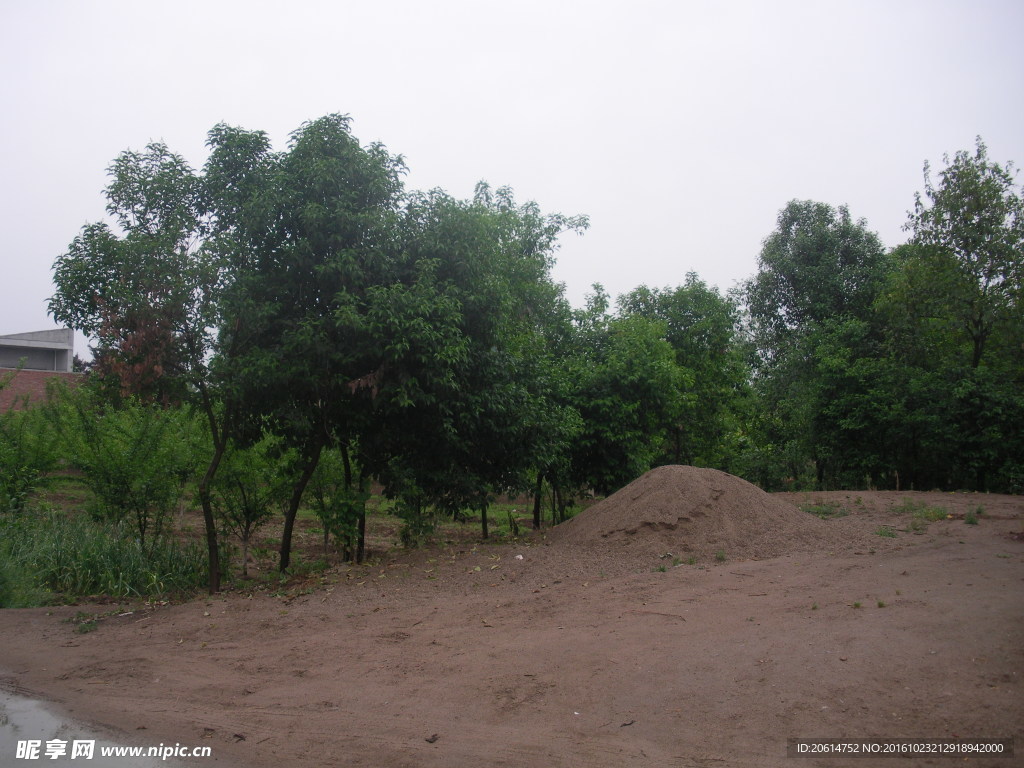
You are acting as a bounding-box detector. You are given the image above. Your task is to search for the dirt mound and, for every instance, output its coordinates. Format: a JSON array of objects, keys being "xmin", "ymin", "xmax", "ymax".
[{"xmin": 548, "ymin": 465, "xmax": 834, "ymax": 561}]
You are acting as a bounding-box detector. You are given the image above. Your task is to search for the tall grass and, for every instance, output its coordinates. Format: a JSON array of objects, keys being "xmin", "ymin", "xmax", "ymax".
[{"xmin": 0, "ymin": 509, "xmax": 206, "ymax": 606}]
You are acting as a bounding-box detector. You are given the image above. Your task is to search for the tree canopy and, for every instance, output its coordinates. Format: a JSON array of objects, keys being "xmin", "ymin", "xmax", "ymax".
[{"xmin": 47, "ymin": 125, "xmax": 1023, "ymax": 596}]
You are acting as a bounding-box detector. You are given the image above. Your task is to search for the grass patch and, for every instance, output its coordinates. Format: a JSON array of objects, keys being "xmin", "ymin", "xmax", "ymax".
[
  {"xmin": 0, "ymin": 508, "xmax": 206, "ymax": 606},
  {"xmin": 800, "ymin": 500, "xmax": 848, "ymax": 519},
  {"xmin": 715, "ymin": 550, "xmax": 727, "ymax": 562},
  {"xmin": 893, "ymin": 498, "xmax": 948, "ymax": 520},
  {"xmin": 874, "ymin": 526, "xmax": 897, "ymax": 538}
]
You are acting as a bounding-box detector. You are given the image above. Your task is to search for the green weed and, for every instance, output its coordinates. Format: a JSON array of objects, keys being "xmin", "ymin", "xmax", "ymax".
[
  {"xmin": 800, "ymin": 500, "xmax": 848, "ymax": 519},
  {"xmin": 893, "ymin": 499, "xmax": 948, "ymax": 521},
  {"xmin": 0, "ymin": 510, "xmax": 206, "ymax": 605}
]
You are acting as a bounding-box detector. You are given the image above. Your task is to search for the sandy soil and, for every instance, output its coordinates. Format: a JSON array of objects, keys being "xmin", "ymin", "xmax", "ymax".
[{"xmin": 1, "ymin": 478, "xmax": 1022, "ymax": 768}]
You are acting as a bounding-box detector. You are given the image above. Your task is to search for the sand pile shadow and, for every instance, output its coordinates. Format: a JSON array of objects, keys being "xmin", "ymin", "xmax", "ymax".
[{"xmin": 547, "ymin": 465, "xmax": 834, "ymax": 561}]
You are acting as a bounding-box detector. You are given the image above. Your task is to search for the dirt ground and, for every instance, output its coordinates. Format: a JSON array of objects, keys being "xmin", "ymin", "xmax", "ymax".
[{"xmin": 1, "ymin": 481, "xmax": 1022, "ymax": 768}]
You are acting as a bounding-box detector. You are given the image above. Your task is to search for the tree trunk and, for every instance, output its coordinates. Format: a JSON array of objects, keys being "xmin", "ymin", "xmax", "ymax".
[
  {"xmin": 481, "ymin": 504, "xmax": 489, "ymax": 539},
  {"xmin": 279, "ymin": 439, "xmax": 325, "ymax": 572},
  {"xmin": 195, "ymin": 391, "xmax": 226, "ymax": 593},
  {"xmin": 532, "ymin": 471, "xmax": 544, "ymax": 529},
  {"xmin": 356, "ymin": 472, "xmax": 367, "ymax": 563},
  {"xmin": 356, "ymin": 508, "xmax": 366, "ymax": 563},
  {"xmin": 341, "ymin": 443, "xmax": 352, "ymax": 491}
]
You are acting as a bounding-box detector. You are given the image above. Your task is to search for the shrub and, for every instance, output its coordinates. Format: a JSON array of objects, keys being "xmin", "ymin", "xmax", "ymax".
[
  {"xmin": 0, "ymin": 407, "xmax": 60, "ymax": 514},
  {"xmin": 57, "ymin": 389, "xmax": 201, "ymax": 545},
  {"xmin": 211, "ymin": 435, "xmax": 289, "ymax": 576},
  {"xmin": 306, "ymin": 446, "xmax": 368, "ymax": 562}
]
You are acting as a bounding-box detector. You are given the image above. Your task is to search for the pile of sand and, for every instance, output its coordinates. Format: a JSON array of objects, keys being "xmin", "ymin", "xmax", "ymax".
[{"xmin": 547, "ymin": 465, "xmax": 835, "ymax": 561}]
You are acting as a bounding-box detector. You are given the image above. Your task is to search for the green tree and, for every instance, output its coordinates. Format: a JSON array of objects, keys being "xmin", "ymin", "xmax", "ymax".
[
  {"xmin": 905, "ymin": 137, "xmax": 1023, "ymax": 369},
  {"xmin": 871, "ymin": 139, "xmax": 1024, "ymax": 490},
  {"xmin": 562, "ymin": 288, "xmax": 688, "ymax": 496},
  {"xmin": 52, "ymin": 140, "xmax": 227, "ymax": 589},
  {"xmin": 50, "ymin": 143, "xmax": 211, "ymax": 405},
  {"xmin": 307, "ymin": 445, "xmax": 370, "ymax": 562},
  {"xmin": 743, "ymin": 200, "xmax": 891, "ymax": 489},
  {"xmin": 619, "ymin": 274, "xmax": 749, "ymax": 469},
  {"xmin": 219, "ymin": 114, "xmax": 407, "ymax": 571},
  {"xmin": 210, "ymin": 435, "xmax": 286, "ymax": 578},
  {"xmin": 369, "ymin": 184, "xmax": 586, "ymax": 539}
]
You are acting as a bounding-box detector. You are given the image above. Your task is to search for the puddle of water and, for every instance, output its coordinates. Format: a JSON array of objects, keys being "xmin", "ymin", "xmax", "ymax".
[{"xmin": 0, "ymin": 690, "xmax": 189, "ymax": 767}]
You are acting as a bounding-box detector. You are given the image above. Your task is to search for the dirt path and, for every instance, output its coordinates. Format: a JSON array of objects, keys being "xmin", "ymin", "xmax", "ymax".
[{"xmin": 2, "ymin": 490, "xmax": 1022, "ymax": 767}]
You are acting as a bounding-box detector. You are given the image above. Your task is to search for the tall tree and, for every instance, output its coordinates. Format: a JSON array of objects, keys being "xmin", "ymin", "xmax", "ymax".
[
  {"xmin": 743, "ymin": 200, "xmax": 890, "ymax": 488},
  {"xmin": 50, "ymin": 144, "xmax": 211, "ymax": 405},
  {"xmin": 619, "ymin": 274, "xmax": 750, "ymax": 469},
  {"xmin": 872, "ymin": 139, "xmax": 1024, "ymax": 491},
  {"xmin": 50, "ymin": 142, "xmax": 227, "ymax": 589},
  {"xmin": 220, "ymin": 114, "xmax": 407, "ymax": 571},
  {"xmin": 562, "ymin": 288, "xmax": 688, "ymax": 496},
  {"xmin": 369, "ymin": 184, "xmax": 586, "ymax": 538},
  {"xmin": 905, "ymin": 137, "xmax": 1023, "ymax": 369}
]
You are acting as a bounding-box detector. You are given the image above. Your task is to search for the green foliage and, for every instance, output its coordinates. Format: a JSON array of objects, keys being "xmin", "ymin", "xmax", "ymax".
[
  {"xmin": 57, "ymin": 387, "xmax": 201, "ymax": 544},
  {"xmin": 799, "ymin": 500, "xmax": 848, "ymax": 519},
  {"xmin": 0, "ymin": 509, "xmax": 206, "ymax": 603},
  {"xmin": 619, "ymin": 274, "xmax": 751, "ymax": 469},
  {"xmin": 50, "ymin": 143, "xmax": 212, "ymax": 405},
  {"xmin": 307, "ymin": 446, "xmax": 369, "ymax": 560},
  {"xmin": 210, "ymin": 434, "xmax": 288, "ymax": 577},
  {"xmin": 0, "ymin": 405, "xmax": 60, "ymax": 514},
  {"xmin": 869, "ymin": 139, "xmax": 1024, "ymax": 491},
  {"xmin": 742, "ymin": 201, "xmax": 892, "ymax": 490},
  {"xmin": 892, "ymin": 499, "xmax": 948, "ymax": 520},
  {"xmin": 746, "ymin": 200, "xmax": 890, "ymax": 351},
  {"xmin": 907, "ymin": 137, "xmax": 1023, "ymax": 369},
  {"xmin": 741, "ymin": 140, "xmax": 1023, "ymax": 493},
  {"xmin": 395, "ymin": 496, "xmax": 437, "ymax": 549},
  {"xmin": 565, "ymin": 299, "xmax": 689, "ymax": 495}
]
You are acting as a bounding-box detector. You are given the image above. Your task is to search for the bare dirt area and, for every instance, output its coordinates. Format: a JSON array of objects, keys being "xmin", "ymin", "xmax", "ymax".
[{"xmin": 2, "ymin": 467, "xmax": 1023, "ymax": 767}]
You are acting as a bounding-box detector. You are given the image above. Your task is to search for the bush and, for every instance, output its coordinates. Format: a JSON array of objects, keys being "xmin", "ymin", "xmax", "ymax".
[
  {"xmin": 56, "ymin": 388, "xmax": 202, "ymax": 544},
  {"xmin": 307, "ymin": 447, "xmax": 368, "ymax": 561},
  {"xmin": 0, "ymin": 407, "xmax": 60, "ymax": 514},
  {"xmin": 211, "ymin": 435, "xmax": 286, "ymax": 577}
]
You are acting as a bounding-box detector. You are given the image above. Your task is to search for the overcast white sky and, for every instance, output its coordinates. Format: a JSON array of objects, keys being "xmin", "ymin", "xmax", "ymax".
[{"xmin": 2, "ymin": 0, "xmax": 1022, "ymax": 351}]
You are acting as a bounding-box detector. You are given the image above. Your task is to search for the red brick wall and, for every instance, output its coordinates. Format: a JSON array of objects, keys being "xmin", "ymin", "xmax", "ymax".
[{"xmin": 0, "ymin": 369, "xmax": 82, "ymax": 411}]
